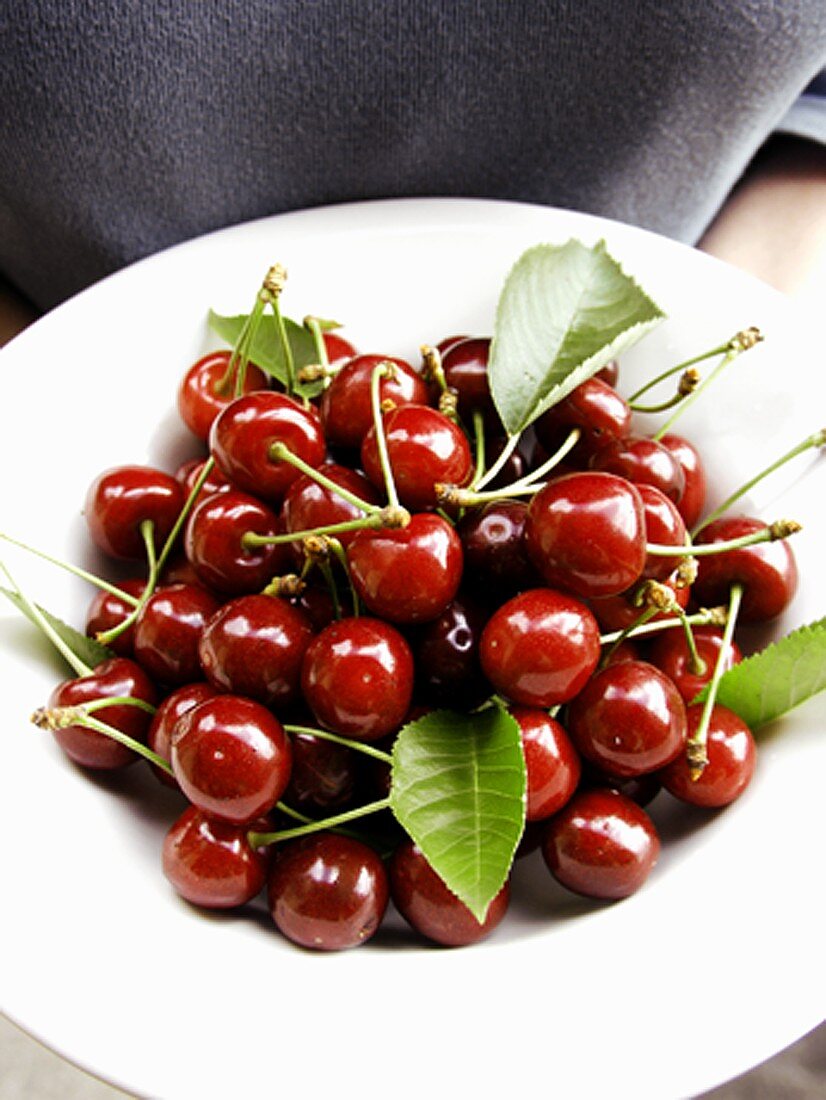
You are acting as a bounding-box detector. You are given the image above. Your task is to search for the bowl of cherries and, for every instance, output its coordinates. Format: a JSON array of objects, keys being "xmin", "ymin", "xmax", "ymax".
[{"xmin": 1, "ymin": 200, "xmax": 824, "ymax": 1100}]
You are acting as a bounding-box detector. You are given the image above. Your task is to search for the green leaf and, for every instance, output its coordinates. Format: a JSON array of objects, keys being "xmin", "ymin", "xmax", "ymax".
[
  {"xmin": 488, "ymin": 239, "xmax": 666, "ymax": 436},
  {"xmin": 389, "ymin": 706, "xmax": 526, "ymax": 922},
  {"xmin": 207, "ymin": 310, "xmax": 324, "ymax": 399},
  {"xmin": 693, "ymin": 618, "xmax": 826, "ymax": 729},
  {"xmin": 0, "ymin": 586, "xmax": 115, "ymax": 670}
]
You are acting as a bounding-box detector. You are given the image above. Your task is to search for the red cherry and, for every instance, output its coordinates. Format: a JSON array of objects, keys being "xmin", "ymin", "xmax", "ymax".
[
  {"xmin": 524, "ymin": 471, "xmax": 647, "ymax": 599},
  {"xmin": 638, "ymin": 483, "xmax": 688, "ymax": 581},
  {"xmin": 479, "ymin": 588, "xmax": 601, "ymax": 707},
  {"xmin": 282, "ymin": 463, "xmax": 380, "ymax": 549},
  {"xmin": 133, "ymin": 583, "xmax": 221, "ymax": 686},
  {"xmin": 389, "ymin": 840, "xmax": 509, "ymax": 947},
  {"xmin": 659, "ymin": 704, "xmax": 756, "ymax": 807},
  {"xmin": 162, "ymin": 805, "xmax": 269, "ymax": 908},
  {"xmin": 320, "ymin": 354, "xmax": 429, "ymax": 450},
  {"xmin": 267, "ymin": 833, "xmax": 389, "ymax": 950},
  {"xmin": 441, "ymin": 336, "xmax": 498, "ymax": 425},
  {"xmin": 184, "ymin": 489, "xmax": 289, "ymax": 595},
  {"xmin": 177, "ymin": 349, "xmax": 269, "ymax": 442},
  {"xmin": 147, "ymin": 681, "xmax": 220, "ymax": 787},
  {"xmin": 649, "ymin": 625, "xmax": 743, "ymax": 703},
  {"xmin": 659, "ymin": 433, "xmax": 707, "ymax": 529},
  {"xmin": 282, "ymin": 730, "xmax": 359, "ymax": 814},
  {"xmin": 588, "ymin": 569, "xmax": 690, "ymax": 632},
  {"xmin": 85, "ymin": 577, "xmax": 146, "ymax": 657},
  {"xmin": 301, "ymin": 617, "xmax": 414, "ymax": 741},
  {"xmin": 457, "ymin": 499, "xmax": 540, "ymax": 598},
  {"xmin": 511, "ymin": 708, "xmax": 581, "ymax": 821},
  {"xmin": 347, "ymin": 513, "xmax": 463, "ymax": 624},
  {"xmin": 175, "ymin": 457, "xmax": 231, "ymax": 500},
  {"xmin": 170, "ymin": 694, "xmax": 292, "ymax": 824},
  {"xmin": 590, "ymin": 434, "xmax": 685, "ymax": 503},
  {"xmin": 541, "ymin": 788, "xmax": 660, "ymax": 899},
  {"xmin": 409, "ymin": 595, "xmax": 490, "ymax": 710},
  {"xmin": 534, "ymin": 376, "xmax": 631, "ymax": 462},
  {"xmin": 85, "ymin": 465, "xmax": 185, "ymax": 560},
  {"xmin": 323, "ymin": 331, "xmax": 357, "ymax": 368}
]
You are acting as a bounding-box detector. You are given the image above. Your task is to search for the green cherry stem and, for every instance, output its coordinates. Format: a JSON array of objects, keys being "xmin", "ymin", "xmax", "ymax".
[
  {"xmin": 267, "ymin": 442, "xmax": 383, "ymax": 515},
  {"xmin": 420, "ymin": 344, "xmax": 448, "ymax": 394},
  {"xmin": 285, "ymin": 724, "xmax": 393, "ymax": 764},
  {"xmin": 96, "ymin": 519, "xmax": 158, "ymax": 646},
  {"xmin": 0, "ymin": 532, "xmax": 141, "ymax": 606},
  {"xmin": 629, "ymin": 368, "xmax": 700, "ymax": 414},
  {"xmin": 304, "ymin": 316, "xmax": 331, "ymax": 375},
  {"xmin": 248, "ymin": 797, "xmax": 392, "ymax": 848},
  {"xmin": 80, "ymin": 694, "xmax": 157, "ymax": 717},
  {"xmin": 645, "ymin": 518, "xmax": 801, "ymax": 557},
  {"xmin": 0, "ymin": 559, "xmax": 93, "ymax": 677},
  {"xmin": 692, "ymin": 428, "xmax": 826, "ymax": 537},
  {"xmin": 598, "ymin": 606, "xmax": 728, "ymax": 646},
  {"xmin": 325, "ymin": 536, "xmax": 362, "ymax": 617},
  {"xmin": 472, "ymin": 431, "xmax": 521, "ymax": 491},
  {"xmin": 471, "ymin": 410, "xmax": 486, "ymax": 486},
  {"xmin": 31, "ymin": 706, "xmax": 172, "ymax": 774},
  {"xmin": 370, "ymin": 362, "xmax": 401, "ymax": 508},
  {"xmin": 264, "ymin": 264, "xmax": 296, "ymax": 397},
  {"xmin": 516, "ymin": 426, "xmax": 580, "ymax": 487},
  {"xmin": 243, "ymin": 514, "xmax": 386, "ymax": 549},
  {"xmin": 627, "ymin": 339, "xmax": 733, "ymax": 403}
]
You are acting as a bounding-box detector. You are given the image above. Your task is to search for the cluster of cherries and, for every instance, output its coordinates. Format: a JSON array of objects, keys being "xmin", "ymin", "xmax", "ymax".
[{"xmin": 35, "ymin": 287, "xmax": 801, "ymax": 952}]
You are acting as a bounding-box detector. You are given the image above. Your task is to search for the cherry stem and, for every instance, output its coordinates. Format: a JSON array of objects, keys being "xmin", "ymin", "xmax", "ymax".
[
  {"xmin": 420, "ymin": 344, "xmax": 448, "ymax": 394},
  {"xmin": 96, "ymin": 519, "xmax": 158, "ymax": 646},
  {"xmin": 275, "ymin": 801, "xmax": 316, "ymax": 826},
  {"xmin": 269, "ymin": 285, "xmax": 296, "ymax": 398},
  {"xmin": 627, "ymin": 339, "xmax": 731, "ymax": 403},
  {"xmin": 443, "ymin": 427, "xmax": 579, "ymax": 508},
  {"xmin": 284, "ymin": 724, "xmax": 393, "ymax": 764},
  {"xmin": 471, "ymin": 410, "xmax": 486, "ymax": 486},
  {"xmin": 600, "ymin": 605, "xmax": 659, "ymax": 667},
  {"xmin": 472, "ymin": 431, "xmax": 520, "ymax": 491},
  {"xmin": 31, "ymin": 706, "xmax": 172, "ymax": 774},
  {"xmin": 369, "ymin": 362, "xmax": 401, "ymax": 508},
  {"xmin": 248, "ymin": 797, "xmax": 392, "ymax": 848},
  {"xmin": 517, "ymin": 426, "xmax": 580, "ymax": 487},
  {"xmin": 598, "ymin": 606, "xmax": 728, "ymax": 646},
  {"xmin": 80, "ymin": 694, "xmax": 157, "ymax": 717},
  {"xmin": 243, "ymin": 513, "xmax": 385, "ymax": 549},
  {"xmin": 629, "ymin": 368, "xmax": 700, "ymax": 414},
  {"xmin": 267, "ymin": 442, "xmax": 382, "ymax": 515},
  {"xmin": 304, "ymin": 317, "xmax": 330, "ymax": 376},
  {"xmin": 0, "ymin": 532, "xmax": 141, "ymax": 606},
  {"xmin": 692, "ymin": 428, "xmax": 826, "ymax": 537},
  {"xmin": 0, "ymin": 559, "xmax": 93, "ymax": 677},
  {"xmin": 317, "ymin": 559, "xmax": 342, "ymax": 619},
  {"xmin": 325, "ymin": 536, "xmax": 362, "ymax": 616},
  {"xmin": 686, "ymin": 583, "xmax": 743, "ymax": 778},
  {"xmin": 646, "ymin": 519, "xmax": 800, "ymax": 557}
]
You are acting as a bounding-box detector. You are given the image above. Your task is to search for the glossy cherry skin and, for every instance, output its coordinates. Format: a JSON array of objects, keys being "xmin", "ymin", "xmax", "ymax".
[
  {"xmin": 658, "ymin": 704, "xmax": 756, "ymax": 807},
  {"xmin": 590, "ymin": 435, "xmax": 685, "ymax": 503},
  {"xmin": 524, "ymin": 471, "xmax": 647, "ymax": 599},
  {"xmin": 198, "ymin": 594, "xmax": 313, "ymax": 710},
  {"xmin": 692, "ymin": 515, "xmax": 799, "ymax": 621},
  {"xmin": 85, "ymin": 577, "xmax": 146, "ymax": 657},
  {"xmin": 458, "ymin": 500, "xmax": 540, "ymax": 598},
  {"xmin": 361, "ymin": 404, "xmax": 473, "ymax": 512},
  {"xmin": 479, "ymin": 588, "xmax": 601, "ymax": 707},
  {"xmin": 301, "ymin": 617, "xmax": 414, "ymax": 740},
  {"xmin": 541, "ymin": 788, "xmax": 660, "ymax": 899},
  {"xmin": 162, "ymin": 805, "xmax": 269, "ymax": 908},
  {"xmin": 323, "ymin": 331, "xmax": 358, "ymax": 368},
  {"xmin": 409, "ymin": 595, "xmax": 490, "ymax": 710},
  {"xmin": 441, "ymin": 336, "xmax": 497, "ymax": 425},
  {"xmin": 147, "ymin": 681, "xmax": 219, "ymax": 787},
  {"xmin": 184, "ymin": 489, "xmax": 289, "ymax": 594},
  {"xmin": 511, "ymin": 708, "xmax": 581, "ymax": 821},
  {"xmin": 347, "ymin": 513, "xmax": 463, "ymax": 624},
  {"xmin": 320, "ymin": 353, "xmax": 430, "ymax": 450},
  {"xmin": 177, "ymin": 349, "xmax": 269, "ymax": 442},
  {"xmin": 659, "ymin": 433, "xmax": 706, "ymax": 529},
  {"xmin": 170, "ymin": 694, "xmax": 292, "ymax": 824},
  {"xmin": 133, "ymin": 583, "xmax": 221, "ymax": 686},
  {"xmin": 389, "ymin": 839, "xmax": 509, "ymax": 947},
  {"xmin": 534, "ymin": 376, "xmax": 631, "ymax": 463},
  {"xmin": 85, "ymin": 465, "xmax": 185, "ymax": 560},
  {"xmin": 282, "ymin": 730, "xmax": 359, "ymax": 814},
  {"xmin": 638, "ymin": 483, "xmax": 688, "ymax": 581},
  {"xmin": 649, "ymin": 625, "xmax": 743, "ymax": 703},
  {"xmin": 566, "ymin": 660, "xmax": 687, "ymax": 777},
  {"xmin": 267, "ymin": 833, "xmax": 389, "ymax": 950},
  {"xmin": 175, "ymin": 456, "xmax": 231, "ymax": 500},
  {"xmin": 47, "ymin": 657, "xmax": 157, "ymax": 770},
  {"xmin": 282, "ymin": 463, "xmax": 380, "ymax": 550},
  {"xmin": 588, "ymin": 568, "xmax": 690, "ymax": 631}
]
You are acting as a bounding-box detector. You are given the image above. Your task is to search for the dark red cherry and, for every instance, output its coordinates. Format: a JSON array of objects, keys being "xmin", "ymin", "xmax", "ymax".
[
  {"xmin": 267, "ymin": 833, "xmax": 389, "ymax": 951},
  {"xmin": 441, "ymin": 336, "xmax": 498, "ymax": 425},
  {"xmin": 162, "ymin": 805, "xmax": 269, "ymax": 908},
  {"xmin": 566, "ymin": 660, "xmax": 687, "ymax": 777},
  {"xmin": 534, "ymin": 376, "xmax": 631, "ymax": 462},
  {"xmin": 511, "ymin": 708, "xmax": 581, "ymax": 821},
  {"xmin": 282, "ymin": 730, "xmax": 359, "ymax": 814},
  {"xmin": 589, "ymin": 569, "xmax": 690, "ymax": 632},
  {"xmin": 347, "ymin": 513, "xmax": 463, "ymax": 624},
  {"xmin": 177, "ymin": 349, "xmax": 269, "ymax": 442},
  {"xmin": 659, "ymin": 433, "xmax": 706, "ymax": 529},
  {"xmin": 479, "ymin": 588, "xmax": 601, "ymax": 707},
  {"xmin": 458, "ymin": 500, "xmax": 540, "ymax": 598},
  {"xmin": 541, "ymin": 788, "xmax": 660, "ymax": 899},
  {"xmin": 323, "ymin": 331, "xmax": 357, "ymax": 368},
  {"xmin": 282, "ymin": 463, "xmax": 380, "ymax": 549},
  {"xmin": 198, "ymin": 594, "xmax": 313, "ymax": 710},
  {"xmin": 85, "ymin": 465, "xmax": 185, "ymax": 560},
  {"xmin": 184, "ymin": 489, "xmax": 289, "ymax": 595},
  {"xmin": 320, "ymin": 354, "xmax": 429, "ymax": 451},
  {"xmin": 361, "ymin": 404, "xmax": 473, "ymax": 511},
  {"xmin": 595, "ymin": 359, "xmax": 619, "ymax": 386},
  {"xmin": 579, "ymin": 764, "xmax": 662, "ymax": 808},
  {"xmin": 147, "ymin": 681, "xmax": 220, "ymax": 787},
  {"xmin": 638, "ymin": 483, "xmax": 689, "ymax": 581},
  {"xmin": 409, "ymin": 595, "xmax": 490, "ymax": 710},
  {"xmin": 524, "ymin": 472, "xmax": 647, "ymax": 599},
  {"xmin": 692, "ymin": 515, "xmax": 799, "ymax": 622},
  {"xmin": 210, "ymin": 391, "xmax": 326, "ymax": 503},
  {"xmin": 175, "ymin": 457, "xmax": 231, "ymax": 500},
  {"xmin": 133, "ymin": 583, "xmax": 221, "ymax": 686},
  {"xmin": 85, "ymin": 577, "xmax": 146, "ymax": 657},
  {"xmin": 590, "ymin": 435, "xmax": 685, "ymax": 503},
  {"xmin": 659, "ymin": 704, "xmax": 756, "ymax": 807},
  {"xmin": 47, "ymin": 657, "xmax": 157, "ymax": 770},
  {"xmin": 170, "ymin": 694, "xmax": 292, "ymax": 824},
  {"xmin": 301, "ymin": 617, "xmax": 414, "ymax": 740},
  {"xmin": 389, "ymin": 840, "xmax": 509, "ymax": 947},
  {"xmin": 649, "ymin": 625, "xmax": 743, "ymax": 703}
]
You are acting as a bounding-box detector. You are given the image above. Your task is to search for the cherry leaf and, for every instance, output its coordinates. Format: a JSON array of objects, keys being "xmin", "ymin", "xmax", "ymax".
[
  {"xmin": 389, "ymin": 706, "xmax": 526, "ymax": 923},
  {"xmin": 692, "ymin": 618, "xmax": 826, "ymax": 728},
  {"xmin": 0, "ymin": 586, "xmax": 114, "ymax": 670},
  {"xmin": 489, "ymin": 239, "xmax": 665, "ymax": 436},
  {"xmin": 207, "ymin": 310, "xmax": 323, "ymax": 398}
]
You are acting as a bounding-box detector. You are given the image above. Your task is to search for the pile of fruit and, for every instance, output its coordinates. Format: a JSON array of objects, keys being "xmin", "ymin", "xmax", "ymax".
[{"xmin": 6, "ymin": 242, "xmax": 823, "ymax": 951}]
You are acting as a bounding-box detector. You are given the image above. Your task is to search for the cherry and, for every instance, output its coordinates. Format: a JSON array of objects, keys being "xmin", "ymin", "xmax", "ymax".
[
  {"xmin": 579, "ymin": 764, "xmax": 662, "ymax": 808},
  {"xmin": 184, "ymin": 489, "xmax": 289, "ymax": 594},
  {"xmin": 267, "ymin": 833, "xmax": 389, "ymax": 950},
  {"xmin": 589, "ymin": 569, "xmax": 690, "ymax": 632},
  {"xmin": 347, "ymin": 513, "xmax": 463, "ymax": 624},
  {"xmin": 590, "ymin": 434, "xmax": 686, "ymax": 503},
  {"xmin": 541, "ymin": 788, "xmax": 660, "ymax": 899},
  {"xmin": 649, "ymin": 625, "xmax": 743, "ymax": 703},
  {"xmin": 659, "ymin": 433, "xmax": 707, "ymax": 529},
  {"xmin": 479, "ymin": 588, "xmax": 601, "ymax": 707},
  {"xmin": 440, "ymin": 336, "xmax": 498, "ymax": 425},
  {"xmin": 482, "ymin": 437, "xmax": 528, "ymax": 490},
  {"xmin": 389, "ymin": 839, "xmax": 509, "ymax": 946},
  {"xmin": 47, "ymin": 657, "xmax": 157, "ymax": 770},
  {"xmin": 162, "ymin": 805, "xmax": 269, "ymax": 908},
  {"xmin": 282, "ymin": 730, "xmax": 359, "ymax": 814},
  {"xmin": 198, "ymin": 594, "xmax": 313, "ymax": 710},
  {"xmin": 361, "ymin": 404, "xmax": 473, "ymax": 511},
  {"xmin": 147, "ymin": 681, "xmax": 219, "ymax": 787},
  {"xmin": 511, "ymin": 708, "xmax": 581, "ymax": 821},
  {"xmin": 638, "ymin": 483, "xmax": 688, "ymax": 581},
  {"xmin": 133, "ymin": 583, "xmax": 221, "ymax": 686},
  {"xmin": 322, "ymin": 331, "xmax": 357, "ymax": 368},
  {"xmin": 175, "ymin": 457, "xmax": 231, "ymax": 500},
  {"xmin": 524, "ymin": 472, "xmax": 647, "ymax": 599},
  {"xmin": 566, "ymin": 660, "xmax": 687, "ymax": 777},
  {"xmin": 320, "ymin": 354, "xmax": 430, "ymax": 451},
  {"xmin": 596, "ymin": 360, "xmax": 619, "ymax": 387},
  {"xmin": 210, "ymin": 390, "xmax": 326, "ymax": 503},
  {"xmin": 177, "ymin": 349, "xmax": 269, "ymax": 442},
  {"xmin": 409, "ymin": 595, "xmax": 490, "ymax": 710},
  {"xmin": 692, "ymin": 515, "xmax": 799, "ymax": 621},
  {"xmin": 301, "ymin": 617, "xmax": 414, "ymax": 740},
  {"xmin": 659, "ymin": 704, "xmax": 756, "ymax": 807},
  {"xmin": 534, "ymin": 375, "xmax": 631, "ymax": 463},
  {"xmin": 170, "ymin": 694, "xmax": 292, "ymax": 824},
  {"xmin": 457, "ymin": 500, "xmax": 540, "ymax": 598},
  {"xmin": 85, "ymin": 577, "xmax": 146, "ymax": 656},
  {"xmin": 282, "ymin": 463, "xmax": 380, "ymax": 549},
  {"xmin": 84, "ymin": 465, "xmax": 185, "ymax": 560}
]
